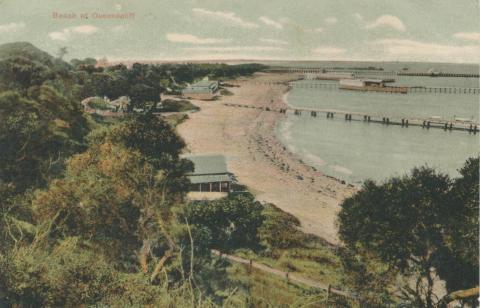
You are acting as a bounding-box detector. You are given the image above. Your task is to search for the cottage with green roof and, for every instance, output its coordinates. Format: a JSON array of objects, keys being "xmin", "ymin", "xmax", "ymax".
[
  {"xmin": 182, "ymin": 80, "xmax": 219, "ymax": 100},
  {"xmin": 184, "ymin": 154, "xmax": 234, "ymax": 199}
]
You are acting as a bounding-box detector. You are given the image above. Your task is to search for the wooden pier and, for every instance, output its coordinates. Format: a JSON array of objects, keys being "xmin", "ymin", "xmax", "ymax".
[
  {"xmin": 266, "ymin": 67, "xmax": 480, "ymax": 78},
  {"xmin": 398, "ymin": 72, "xmax": 480, "ymax": 78},
  {"xmin": 223, "ymin": 103, "xmax": 479, "ymax": 134},
  {"xmin": 236, "ymin": 80, "xmax": 480, "ymax": 95}
]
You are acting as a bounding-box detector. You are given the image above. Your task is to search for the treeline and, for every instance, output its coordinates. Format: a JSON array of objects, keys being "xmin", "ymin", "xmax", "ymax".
[
  {"xmin": 71, "ymin": 59, "xmax": 265, "ymax": 109},
  {"xmin": 0, "ymin": 42, "xmax": 266, "ymax": 111}
]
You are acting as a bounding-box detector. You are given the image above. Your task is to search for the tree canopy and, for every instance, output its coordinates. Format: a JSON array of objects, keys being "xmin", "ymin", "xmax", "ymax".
[{"xmin": 338, "ymin": 158, "xmax": 479, "ymax": 307}]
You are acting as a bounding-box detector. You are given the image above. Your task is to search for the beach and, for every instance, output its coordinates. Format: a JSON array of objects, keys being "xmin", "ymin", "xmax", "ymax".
[{"xmin": 177, "ymin": 72, "xmax": 355, "ymax": 244}]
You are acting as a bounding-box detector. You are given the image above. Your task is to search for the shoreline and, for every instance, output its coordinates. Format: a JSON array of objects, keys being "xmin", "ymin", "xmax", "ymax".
[{"xmin": 176, "ymin": 72, "xmax": 355, "ymax": 244}]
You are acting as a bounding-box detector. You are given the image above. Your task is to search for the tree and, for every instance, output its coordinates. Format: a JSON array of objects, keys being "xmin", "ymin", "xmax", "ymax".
[
  {"xmin": 436, "ymin": 157, "xmax": 479, "ymax": 306},
  {"xmin": 32, "ymin": 142, "xmax": 158, "ymax": 262},
  {"xmin": 56, "ymin": 47, "xmax": 68, "ymax": 60},
  {"xmin": 0, "ymin": 89, "xmax": 87, "ymax": 192},
  {"xmin": 182, "ymin": 194, "xmax": 265, "ymax": 251},
  {"xmin": 339, "ymin": 159, "xmax": 480, "ymax": 307},
  {"xmin": 338, "ymin": 166, "xmax": 460, "ymax": 307}
]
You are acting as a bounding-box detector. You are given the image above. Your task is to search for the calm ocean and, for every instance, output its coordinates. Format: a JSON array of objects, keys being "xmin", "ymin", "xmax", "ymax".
[{"xmin": 273, "ymin": 61, "xmax": 479, "ymax": 184}]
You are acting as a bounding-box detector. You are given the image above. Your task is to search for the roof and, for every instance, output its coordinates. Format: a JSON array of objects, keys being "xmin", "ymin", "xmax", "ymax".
[
  {"xmin": 184, "ymin": 154, "xmax": 233, "ymax": 183},
  {"xmin": 184, "ymin": 154, "xmax": 229, "ymax": 175},
  {"xmin": 362, "ymin": 79, "xmax": 384, "ymax": 83},
  {"xmin": 189, "ymin": 174, "xmax": 233, "ymax": 184},
  {"xmin": 191, "ymin": 80, "xmax": 218, "ymax": 87}
]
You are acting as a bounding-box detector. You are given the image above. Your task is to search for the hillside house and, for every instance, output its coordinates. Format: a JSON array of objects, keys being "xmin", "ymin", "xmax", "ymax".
[{"xmin": 184, "ymin": 154, "xmax": 234, "ymax": 200}]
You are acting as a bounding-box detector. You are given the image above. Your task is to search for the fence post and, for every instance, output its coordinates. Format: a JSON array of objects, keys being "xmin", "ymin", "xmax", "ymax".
[{"xmin": 326, "ymin": 284, "xmax": 331, "ymax": 303}]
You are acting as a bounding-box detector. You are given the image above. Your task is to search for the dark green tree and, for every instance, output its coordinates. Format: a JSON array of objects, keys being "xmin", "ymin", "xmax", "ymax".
[
  {"xmin": 435, "ymin": 157, "xmax": 479, "ymax": 306},
  {"xmin": 339, "ymin": 167, "xmax": 451, "ymax": 307},
  {"xmin": 182, "ymin": 194, "xmax": 265, "ymax": 251}
]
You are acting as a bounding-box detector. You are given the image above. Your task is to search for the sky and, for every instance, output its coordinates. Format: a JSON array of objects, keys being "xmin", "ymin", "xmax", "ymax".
[{"xmin": 0, "ymin": 0, "xmax": 479, "ymax": 63}]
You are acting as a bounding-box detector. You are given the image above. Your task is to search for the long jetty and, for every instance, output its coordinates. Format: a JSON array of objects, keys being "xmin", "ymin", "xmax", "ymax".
[
  {"xmin": 289, "ymin": 82, "xmax": 480, "ymax": 95},
  {"xmin": 266, "ymin": 67, "xmax": 480, "ymax": 78},
  {"xmin": 237, "ymin": 80, "xmax": 480, "ymax": 95},
  {"xmin": 223, "ymin": 103, "xmax": 479, "ymax": 134}
]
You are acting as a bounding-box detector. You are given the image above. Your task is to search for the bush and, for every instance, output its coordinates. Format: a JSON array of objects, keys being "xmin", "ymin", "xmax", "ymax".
[
  {"xmin": 258, "ymin": 204, "xmax": 306, "ymax": 250},
  {"xmin": 181, "ymin": 193, "xmax": 265, "ymax": 251},
  {"xmin": 158, "ymin": 99, "xmax": 199, "ymax": 112}
]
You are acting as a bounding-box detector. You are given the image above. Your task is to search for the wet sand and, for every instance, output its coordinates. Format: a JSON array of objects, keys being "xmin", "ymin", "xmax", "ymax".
[{"xmin": 177, "ymin": 72, "xmax": 355, "ymax": 244}]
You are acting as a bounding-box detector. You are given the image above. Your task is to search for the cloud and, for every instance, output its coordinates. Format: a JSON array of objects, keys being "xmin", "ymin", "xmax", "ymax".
[
  {"xmin": 0, "ymin": 22, "xmax": 25, "ymax": 33},
  {"xmin": 305, "ymin": 27, "xmax": 323, "ymax": 33},
  {"xmin": 354, "ymin": 13, "xmax": 363, "ymax": 21},
  {"xmin": 49, "ymin": 25, "xmax": 99, "ymax": 41},
  {"xmin": 72, "ymin": 25, "xmax": 98, "ymax": 34},
  {"xmin": 303, "ymin": 27, "xmax": 323, "ymax": 33},
  {"xmin": 184, "ymin": 46, "xmax": 284, "ymax": 52},
  {"xmin": 312, "ymin": 46, "xmax": 346, "ymax": 55},
  {"xmin": 259, "ymin": 16, "xmax": 283, "ymax": 29},
  {"xmin": 111, "ymin": 25, "xmax": 127, "ymax": 33},
  {"xmin": 324, "ymin": 17, "xmax": 337, "ymax": 25},
  {"xmin": 453, "ymin": 32, "xmax": 480, "ymax": 42},
  {"xmin": 192, "ymin": 8, "xmax": 258, "ymax": 28},
  {"xmin": 365, "ymin": 15, "xmax": 406, "ymax": 32},
  {"xmin": 259, "ymin": 38, "xmax": 288, "ymax": 45},
  {"xmin": 371, "ymin": 39, "xmax": 480, "ymax": 62},
  {"xmin": 166, "ymin": 33, "xmax": 230, "ymax": 44}
]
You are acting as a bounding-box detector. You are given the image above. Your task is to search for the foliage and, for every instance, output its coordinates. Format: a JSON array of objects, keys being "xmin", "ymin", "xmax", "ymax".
[
  {"xmin": 158, "ymin": 99, "xmax": 199, "ymax": 112},
  {"xmin": 258, "ymin": 203, "xmax": 306, "ymax": 251},
  {"xmin": 0, "ymin": 237, "xmax": 223, "ymax": 307},
  {"xmin": 32, "ymin": 142, "xmax": 156, "ymax": 261},
  {"xmin": 0, "ymin": 88, "xmax": 88, "ymax": 192},
  {"xmin": 88, "ymin": 97, "xmax": 112, "ymax": 110},
  {"xmin": 182, "ymin": 194, "xmax": 265, "ymax": 251},
  {"xmin": 338, "ymin": 159, "xmax": 479, "ymax": 307},
  {"xmin": 436, "ymin": 157, "xmax": 479, "ymax": 306}
]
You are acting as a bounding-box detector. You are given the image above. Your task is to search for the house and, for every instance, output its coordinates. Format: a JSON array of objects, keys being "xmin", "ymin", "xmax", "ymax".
[
  {"xmin": 184, "ymin": 154, "xmax": 234, "ymax": 200},
  {"xmin": 80, "ymin": 96, "xmax": 130, "ymax": 116},
  {"xmin": 182, "ymin": 80, "xmax": 219, "ymax": 100}
]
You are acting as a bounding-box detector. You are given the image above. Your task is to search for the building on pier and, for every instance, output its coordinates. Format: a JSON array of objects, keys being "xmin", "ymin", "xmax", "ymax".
[{"xmin": 339, "ymin": 78, "xmax": 408, "ymax": 94}]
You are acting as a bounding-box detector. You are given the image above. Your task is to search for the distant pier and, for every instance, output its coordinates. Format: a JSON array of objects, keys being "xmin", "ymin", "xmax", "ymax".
[
  {"xmin": 236, "ymin": 80, "xmax": 480, "ymax": 95},
  {"xmin": 265, "ymin": 67, "xmax": 480, "ymax": 78}
]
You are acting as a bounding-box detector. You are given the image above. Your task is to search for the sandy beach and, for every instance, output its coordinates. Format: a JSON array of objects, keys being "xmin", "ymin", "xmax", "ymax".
[{"xmin": 177, "ymin": 72, "xmax": 355, "ymax": 244}]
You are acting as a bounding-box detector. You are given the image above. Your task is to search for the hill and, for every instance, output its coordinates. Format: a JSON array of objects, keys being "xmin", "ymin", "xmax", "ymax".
[{"xmin": 0, "ymin": 41, "xmax": 69, "ymax": 69}]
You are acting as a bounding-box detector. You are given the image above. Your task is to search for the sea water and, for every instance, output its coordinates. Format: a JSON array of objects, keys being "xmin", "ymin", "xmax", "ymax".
[{"xmin": 276, "ymin": 71, "xmax": 479, "ymax": 184}]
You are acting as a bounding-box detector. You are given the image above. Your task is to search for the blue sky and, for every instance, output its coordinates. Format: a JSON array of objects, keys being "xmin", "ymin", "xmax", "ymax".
[{"xmin": 0, "ymin": 0, "xmax": 479, "ymax": 63}]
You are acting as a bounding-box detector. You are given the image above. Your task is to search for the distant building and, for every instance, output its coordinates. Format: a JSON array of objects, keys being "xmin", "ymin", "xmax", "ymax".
[
  {"xmin": 312, "ymin": 72, "xmax": 354, "ymax": 81},
  {"xmin": 182, "ymin": 80, "xmax": 219, "ymax": 100},
  {"xmin": 80, "ymin": 96, "xmax": 130, "ymax": 116},
  {"xmin": 184, "ymin": 154, "xmax": 234, "ymax": 200},
  {"xmin": 339, "ymin": 79, "xmax": 407, "ymax": 93},
  {"xmin": 340, "ymin": 78, "xmax": 385, "ymax": 88}
]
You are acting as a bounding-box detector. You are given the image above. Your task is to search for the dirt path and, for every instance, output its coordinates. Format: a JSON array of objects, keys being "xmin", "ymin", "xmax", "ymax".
[{"xmin": 211, "ymin": 250, "xmax": 354, "ymax": 299}]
